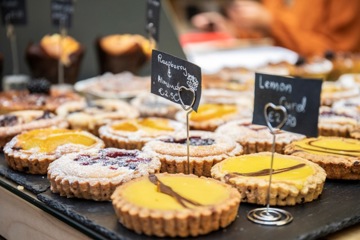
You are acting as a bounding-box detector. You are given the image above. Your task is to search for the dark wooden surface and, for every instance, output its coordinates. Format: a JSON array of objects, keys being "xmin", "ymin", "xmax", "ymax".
[{"xmin": 1, "ymin": 155, "xmax": 360, "ymax": 240}]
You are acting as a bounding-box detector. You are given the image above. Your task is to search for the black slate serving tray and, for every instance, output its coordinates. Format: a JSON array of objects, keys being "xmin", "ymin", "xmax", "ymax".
[{"xmin": 1, "ymin": 155, "xmax": 360, "ymax": 239}]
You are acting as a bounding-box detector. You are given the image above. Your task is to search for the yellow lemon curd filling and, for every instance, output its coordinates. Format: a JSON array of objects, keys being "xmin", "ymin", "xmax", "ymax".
[
  {"xmin": 221, "ymin": 155, "xmax": 314, "ymax": 189},
  {"xmin": 294, "ymin": 137, "xmax": 360, "ymax": 157},
  {"xmin": 40, "ymin": 34, "xmax": 80, "ymax": 66},
  {"xmin": 17, "ymin": 128, "xmax": 96, "ymax": 153},
  {"xmin": 122, "ymin": 176, "xmax": 230, "ymax": 210},
  {"xmin": 111, "ymin": 118, "xmax": 174, "ymax": 132},
  {"xmin": 190, "ymin": 104, "xmax": 237, "ymax": 122}
]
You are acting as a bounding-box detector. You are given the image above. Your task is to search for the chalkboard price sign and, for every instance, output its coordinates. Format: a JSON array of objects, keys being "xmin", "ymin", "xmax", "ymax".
[
  {"xmin": 145, "ymin": 0, "xmax": 161, "ymax": 42},
  {"xmin": 0, "ymin": 0, "xmax": 27, "ymax": 25},
  {"xmin": 151, "ymin": 49, "xmax": 201, "ymax": 111},
  {"xmin": 51, "ymin": 0, "xmax": 73, "ymax": 28},
  {"xmin": 252, "ymin": 73, "xmax": 322, "ymax": 137}
]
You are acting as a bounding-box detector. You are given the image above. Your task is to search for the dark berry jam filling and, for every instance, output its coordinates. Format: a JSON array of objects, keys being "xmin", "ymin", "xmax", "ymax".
[
  {"xmin": 163, "ymin": 136, "xmax": 215, "ymax": 146},
  {"xmin": 74, "ymin": 149, "xmax": 151, "ymax": 170},
  {"xmin": 0, "ymin": 115, "xmax": 18, "ymax": 127}
]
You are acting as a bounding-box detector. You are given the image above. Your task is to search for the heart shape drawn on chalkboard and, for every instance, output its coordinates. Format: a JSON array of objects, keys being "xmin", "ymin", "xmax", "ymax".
[
  {"xmin": 178, "ymin": 86, "xmax": 195, "ymax": 111},
  {"xmin": 264, "ymin": 103, "xmax": 288, "ymax": 133}
]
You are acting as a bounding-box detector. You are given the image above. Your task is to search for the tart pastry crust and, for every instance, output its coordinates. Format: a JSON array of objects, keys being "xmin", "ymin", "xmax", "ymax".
[
  {"xmin": 111, "ymin": 173, "xmax": 240, "ymax": 237},
  {"xmin": 0, "ymin": 110, "xmax": 68, "ymax": 148},
  {"xmin": 4, "ymin": 128, "xmax": 104, "ymax": 174},
  {"xmin": 56, "ymin": 99, "xmax": 139, "ymax": 135},
  {"xmin": 176, "ymin": 103, "xmax": 246, "ymax": 131},
  {"xmin": 216, "ymin": 120, "xmax": 305, "ymax": 154},
  {"xmin": 211, "ymin": 152, "xmax": 326, "ymax": 206},
  {"xmin": 318, "ymin": 106, "xmax": 358, "ymax": 137},
  {"xmin": 99, "ymin": 117, "xmax": 185, "ymax": 150},
  {"xmin": 284, "ymin": 137, "xmax": 360, "ymax": 180},
  {"xmin": 0, "ymin": 89, "xmax": 82, "ymax": 114},
  {"xmin": 130, "ymin": 92, "xmax": 181, "ymax": 119},
  {"xmin": 48, "ymin": 148, "xmax": 160, "ymax": 201},
  {"xmin": 142, "ymin": 130, "xmax": 243, "ymax": 177}
]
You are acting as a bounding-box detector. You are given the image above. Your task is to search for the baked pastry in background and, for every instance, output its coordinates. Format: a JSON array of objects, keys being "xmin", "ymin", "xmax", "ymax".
[
  {"xmin": 289, "ymin": 56, "xmax": 333, "ymax": 80},
  {"xmin": 4, "ymin": 128, "xmax": 104, "ymax": 174},
  {"xmin": 0, "ymin": 110, "xmax": 68, "ymax": 148},
  {"xmin": 284, "ymin": 136, "xmax": 360, "ymax": 180},
  {"xmin": 48, "ymin": 148, "xmax": 160, "ymax": 201},
  {"xmin": 56, "ymin": 99, "xmax": 139, "ymax": 135},
  {"xmin": 96, "ymin": 34, "xmax": 152, "ymax": 74},
  {"xmin": 74, "ymin": 72, "xmax": 150, "ymax": 99},
  {"xmin": 142, "ymin": 130, "xmax": 243, "ymax": 177},
  {"xmin": 99, "ymin": 117, "xmax": 185, "ymax": 150},
  {"xmin": 130, "ymin": 92, "xmax": 181, "ymax": 119},
  {"xmin": 26, "ymin": 34, "xmax": 85, "ymax": 84},
  {"xmin": 216, "ymin": 120, "xmax": 305, "ymax": 154},
  {"xmin": 318, "ymin": 106, "xmax": 358, "ymax": 137},
  {"xmin": 320, "ymin": 81, "xmax": 359, "ymax": 106},
  {"xmin": 0, "ymin": 81, "xmax": 82, "ymax": 114},
  {"xmin": 211, "ymin": 152, "xmax": 326, "ymax": 206},
  {"xmin": 111, "ymin": 173, "xmax": 240, "ymax": 237},
  {"xmin": 176, "ymin": 103, "xmax": 246, "ymax": 131}
]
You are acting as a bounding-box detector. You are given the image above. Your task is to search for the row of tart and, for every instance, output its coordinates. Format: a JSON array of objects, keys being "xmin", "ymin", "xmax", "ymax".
[{"xmin": 2, "ymin": 121, "xmax": 358, "ymax": 236}]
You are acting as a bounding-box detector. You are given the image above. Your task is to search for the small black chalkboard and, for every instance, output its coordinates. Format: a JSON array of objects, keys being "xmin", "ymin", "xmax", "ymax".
[
  {"xmin": 51, "ymin": 0, "xmax": 73, "ymax": 28},
  {"xmin": 0, "ymin": 0, "xmax": 27, "ymax": 25},
  {"xmin": 145, "ymin": 0, "xmax": 161, "ymax": 42},
  {"xmin": 151, "ymin": 49, "xmax": 201, "ymax": 111},
  {"xmin": 252, "ymin": 73, "xmax": 322, "ymax": 137}
]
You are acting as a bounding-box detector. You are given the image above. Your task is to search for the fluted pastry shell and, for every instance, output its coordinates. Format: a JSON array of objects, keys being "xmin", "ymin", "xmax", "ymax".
[
  {"xmin": 142, "ymin": 130, "xmax": 243, "ymax": 177},
  {"xmin": 4, "ymin": 128, "xmax": 104, "ymax": 174},
  {"xmin": 284, "ymin": 137, "xmax": 360, "ymax": 180},
  {"xmin": 0, "ymin": 110, "xmax": 68, "ymax": 148},
  {"xmin": 111, "ymin": 173, "xmax": 240, "ymax": 237},
  {"xmin": 211, "ymin": 152, "xmax": 326, "ymax": 206},
  {"xmin": 47, "ymin": 148, "xmax": 160, "ymax": 201},
  {"xmin": 56, "ymin": 99, "xmax": 139, "ymax": 135},
  {"xmin": 99, "ymin": 117, "xmax": 185, "ymax": 150},
  {"xmin": 216, "ymin": 120, "xmax": 305, "ymax": 154}
]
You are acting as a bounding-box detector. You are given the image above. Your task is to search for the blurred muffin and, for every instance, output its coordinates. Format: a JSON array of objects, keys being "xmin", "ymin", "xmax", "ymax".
[
  {"xmin": 96, "ymin": 34, "xmax": 152, "ymax": 74},
  {"xmin": 26, "ymin": 34, "xmax": 85, "ymax": 84}
]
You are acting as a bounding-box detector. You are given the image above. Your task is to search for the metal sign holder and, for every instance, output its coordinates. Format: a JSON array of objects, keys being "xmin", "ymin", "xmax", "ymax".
[
  {"xmin": 177, "ymin": 86, "xmax": 195, "ymax": 174},
  {"xmin": 247, "ymin": 103, "xmax": 293, "ymax": 226}
]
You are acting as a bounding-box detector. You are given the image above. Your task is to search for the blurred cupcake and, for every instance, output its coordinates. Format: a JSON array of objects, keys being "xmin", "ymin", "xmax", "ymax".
[
  {"xmin": 96, "ymin": 34, "xmax": 152, "ymax": 74},
  {"xmin": 26, "ymin": 34, "xmax": 85, "ymax": 84}
]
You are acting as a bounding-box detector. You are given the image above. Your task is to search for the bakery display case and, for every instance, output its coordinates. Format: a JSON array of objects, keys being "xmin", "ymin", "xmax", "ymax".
[{"xmin": 1, "ymin": 1, "xmax": 360, "ymax": 240}]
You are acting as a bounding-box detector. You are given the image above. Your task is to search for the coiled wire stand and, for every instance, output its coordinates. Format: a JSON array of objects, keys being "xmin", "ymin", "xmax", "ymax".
[{"xmin": 247, "ymin": 103, "xmax": 293, "ymax": 226}]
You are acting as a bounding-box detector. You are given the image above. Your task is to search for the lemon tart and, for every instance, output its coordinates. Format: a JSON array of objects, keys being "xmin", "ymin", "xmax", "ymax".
[
  {"xmin": 216, "ymin": 120, "xmax": 305, "ymax": 154},
  {"xmin": 0, "ymin": 110, "xmax": 68, "ymax": 148},
  {"xmin": 176, "ymin": 103, "xmax": 243, "ymax": 131},
  {"xmin": 4, "ymin": 128, "xmax": 104, "ymax": 174},
  {"xmin": 56, "ymin": 99, "xmax": 139, "ymax": 135},
  {"xmin": 212, "ymin": 152, "xmax": 326, "ymax": 206},
  {"xmin": 284, "ymin": 137, "xmax": 360, "ymax": 180},
  {"xmin": 142, "ymin": 130, "xmax": 243, "ymax": 177},
  {"xmin": 98, "ymin": 117, "xmax": 185, "ymax": 150},
  {"xmin": 111, "ymin": 173, "xmax": 240, "ymax": 237},
  {"xmin": 48, "ymin": 148, "xmax": 160, "ymax": 201}
]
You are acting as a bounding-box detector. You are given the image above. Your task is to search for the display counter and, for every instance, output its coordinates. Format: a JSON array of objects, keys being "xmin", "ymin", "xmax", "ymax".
[{"xmin": 1, "ymin": 154, "xmax": 360, "ymax": 240}]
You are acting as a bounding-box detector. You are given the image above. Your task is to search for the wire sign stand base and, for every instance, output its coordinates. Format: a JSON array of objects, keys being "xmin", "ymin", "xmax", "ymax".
[{"xmin": 247, "ymin": 103, "xmax": 293, "ymax": 226}]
